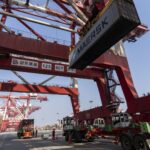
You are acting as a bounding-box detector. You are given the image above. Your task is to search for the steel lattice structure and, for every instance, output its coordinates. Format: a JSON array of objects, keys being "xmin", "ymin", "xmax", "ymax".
[
  {"xmin": 0, "ymin": 94, "xmax": 47, "ymax": 131},
  {"xmin": 0, "ymin": 0, "xmax": 149, "ymax": 125}
]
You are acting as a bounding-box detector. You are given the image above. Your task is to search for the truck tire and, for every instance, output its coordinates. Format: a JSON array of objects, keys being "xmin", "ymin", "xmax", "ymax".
[
  {"xmin": 65, "ymin": 133, "xmax": 69, "ymax": 142},
  {"xmin": 133, "ymin": 134, "xmax": 149, "ymax": 150},
  {"xmin": 17, "ymin": 133, "xmax": 21, "ymax": 139},
  {"xmin": 74, "ymin": 131, "xmax": 82, "ymax": 143},
  {"xmin": 88, "ymin": 137, "xmax": 95, "ymax": 142},
  {"xmin": 120, "ymin": 134, "xmax": 134, "ymax": 150}
]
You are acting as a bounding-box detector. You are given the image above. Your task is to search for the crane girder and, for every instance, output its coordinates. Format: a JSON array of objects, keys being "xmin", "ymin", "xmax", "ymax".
[
  {"xmin": 0, "ymin": 55, "xmax": 103, "ymax": 79},
  {"xmin": 0, "ymin": 31, "xmax": 125, "ymax": 66},
  {"xmin": 0, "ymin": 82, "xmax": 78, "ymax": 95},
  {"xmin": 0, "ymin": 82, "xmax": 80, "ymax": 114}
]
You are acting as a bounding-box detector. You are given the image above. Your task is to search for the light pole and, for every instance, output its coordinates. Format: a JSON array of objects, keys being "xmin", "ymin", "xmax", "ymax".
[{"xmin": 56, "ymin": 113, "xmax": 60, "ymax": 127}]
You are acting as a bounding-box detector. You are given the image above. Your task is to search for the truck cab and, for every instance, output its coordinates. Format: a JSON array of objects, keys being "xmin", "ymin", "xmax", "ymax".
[
  {"xmin": 63, "ymin": 116, "xmax": 75, "ymax": 131},
  {"xmin": 112, "ymin": 113, "xmax": 132, "ymax": 128},
  {"xmin": 93, "ymin": 118, "xmax": 105, "ymax": 128},
  {"xmin": 17, "ymin": 119, "xmax": 34, "ymax": 139}
]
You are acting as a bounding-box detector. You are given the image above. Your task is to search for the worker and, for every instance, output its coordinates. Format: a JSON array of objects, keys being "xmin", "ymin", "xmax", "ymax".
[
  {"xmin": 35, "ymin": 129, "xmax": 38, "ymax": 137},
  {"xmin": 52, "ymin": 128, "xmax": 55, "ymax": 140},
  {"xmin": 32, "ymin": 130, "xmax": 34, "ymax": 137},
  {"xmin": 25, "ymin": 0, "xmax": 30, "ymax": 6}
]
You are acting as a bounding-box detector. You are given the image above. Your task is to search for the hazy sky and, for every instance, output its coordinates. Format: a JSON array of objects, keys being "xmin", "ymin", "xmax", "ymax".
[{"xmin": 0, "ymin": 0, "xmax": 150, "ymax": 126}]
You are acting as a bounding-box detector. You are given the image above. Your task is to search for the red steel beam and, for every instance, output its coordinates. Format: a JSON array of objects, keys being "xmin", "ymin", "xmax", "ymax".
[
  {"xmin": 12, "ymin": 9, "xmax": 70, "ymax": 25},
  {"xmin": 0, "ymin": 82, "xmax": 78, "ymax": 95},
  {"xmin": 0, "ymin": 6, "xmax": 9, "ymax": 31},
  {"xmin": 0, "ymin": 31, "xmax": 145, "ymax": 113},
  {"xmin": 0, "ymin": 31, "xmax": 142, "ymax": 68},
  {"xmin": 0, "ymin": 30, "xmax": 146, "ymax": 67},
  {"xmin": 15, "ymin": 18, "xmax": 46, "ymax": 41},
  {"xmin": 75, "ymin": 93, "xmax": 150, "ymax": 120},
  {"xmin": 0, "ymin": 32, "xmax": 139, "ymax": 107},
  {"xmin": 0, "ymin": 55, "xmax": 102, "ymax": 79},
  {"xmin": 0, "ymin": 95, "xmax": 47, "ymax": 100},
  {"xmin": 75, "ymin": 107, "xmax": 105, "ymax": 121},
  {"xmin": 54, "ymin": 0, "xmax": 72, "ymax": 14},
  {"xmin": 0, "ymin": 0, "xmax": 76, "ymax": 23},
  {"xmin": 1, "ymin": 7, "xmax": 46, "ymax": 41},
  {"xmin": 0, "ymin": 82, "xmax": 79, "ymax": 114},
  {"xmin": 0, "ymin": 31, "xmax": 69, "ymax": 61},
  {"xmin": 135, "ymin": 95, "xmax": 150, "ymax": 113},
  {"xmin": 0, "ymin": 14, "xmax": 7, "ymax": 31}
]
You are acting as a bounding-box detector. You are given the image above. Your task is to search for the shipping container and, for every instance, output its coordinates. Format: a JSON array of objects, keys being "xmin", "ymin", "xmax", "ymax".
[{"xmin": 69, "ymin": 0, "xmax": 140, "ymax": 69}]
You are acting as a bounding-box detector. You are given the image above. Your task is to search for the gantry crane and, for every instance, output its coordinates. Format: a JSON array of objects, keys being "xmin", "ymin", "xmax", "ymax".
[
  {"xmin": 0, "ymin": 0, "xmax": 149, "ymax": 150},
  {"xmin": 0, "ymin": 94, "xmax": 47, "ymax": 131}
]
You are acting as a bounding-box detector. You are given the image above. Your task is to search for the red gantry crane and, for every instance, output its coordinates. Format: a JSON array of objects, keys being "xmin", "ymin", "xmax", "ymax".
[
  {"xmin": 0, "ymin": 93, "xmax": 47, "ymax": 132},
  {"xmin": 0, "ymin": 0, "xmax": 149, "ymax": 149}
]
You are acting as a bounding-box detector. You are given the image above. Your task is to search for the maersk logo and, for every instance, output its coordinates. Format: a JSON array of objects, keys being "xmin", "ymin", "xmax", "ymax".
[{"xmin": 71, "ymin": 16, "xmax": 109, "ymax": 63}]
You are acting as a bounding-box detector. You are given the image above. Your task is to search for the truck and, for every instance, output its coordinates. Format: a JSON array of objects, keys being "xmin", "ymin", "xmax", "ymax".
[
  {"xmin": 17, "ymin": 119, "xmax": 34, "ymax": 139},
  {"xmin": 93, "ymin": 113, "xmax": 150, "ymax": 150},
  {"xmin": 63, "ymin": 112, "xmax": 150, "ymax": 150},
  {"xmin": 62, "ymin": 116, "xmax": 95, "ymax": 142}
]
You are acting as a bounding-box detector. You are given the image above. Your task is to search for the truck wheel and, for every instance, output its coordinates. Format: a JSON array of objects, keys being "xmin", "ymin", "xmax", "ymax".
[
  {"xmin": 88, "ymin": 137, "xmax": 95, "ymax": 142},
  {"xmin": 133, "ymin": 135, "xmax": 149, "ymax": 150},
  {"xmin": 65, "ymin": 133, "xmax": 69, "ymax": 142},
  {"xmin": 74, "ymin": 132, "xmax": 82, "ymax": 143},
  {"xmin": 17, "ymin": 133, "xmax": 21, "ymax": 139},
  {"xmin": 120, "ymin": 134, "xmax": 133, "ymax": 150}
]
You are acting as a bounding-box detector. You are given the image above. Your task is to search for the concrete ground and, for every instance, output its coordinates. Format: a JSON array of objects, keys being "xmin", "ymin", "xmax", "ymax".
[{"xmin": 0, "ymin": 131, "xmax": 122, "ymax": 150}]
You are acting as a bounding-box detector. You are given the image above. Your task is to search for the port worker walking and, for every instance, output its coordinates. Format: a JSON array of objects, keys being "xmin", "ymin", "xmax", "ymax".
[{"xmin": 52, "ymin": 128, "xmax": 55, "ymax": 140}]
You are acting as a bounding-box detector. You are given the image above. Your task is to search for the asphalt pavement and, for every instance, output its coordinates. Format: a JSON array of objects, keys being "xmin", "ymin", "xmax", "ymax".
[{"xmin": 0, "ymin": 131, "xmax": 122, "ymax": 150}]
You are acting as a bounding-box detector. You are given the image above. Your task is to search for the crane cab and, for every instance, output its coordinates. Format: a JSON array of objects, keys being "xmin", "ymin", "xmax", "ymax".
[
  {"xmin": 112, "ymin": 113, "xmax": 132, "ymax": 128},
  {"xmin": 93, "ymin": 118, "xmax": 105, "ymax": 128}
]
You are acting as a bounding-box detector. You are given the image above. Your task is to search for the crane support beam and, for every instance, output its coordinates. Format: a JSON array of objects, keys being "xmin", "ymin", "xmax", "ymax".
[
  {"xmin": 12, "ymin": 71, "xmax": 29, "ymax": 84},
  {"xmin": 0, "ymin": 94, "xmax": 48, "ymax": 101},
  {"xmin": 0, "ymin": 82, "xmax": 79, "ymax": 114},
  {"xmin": 39, "ymin": 76, "xmax": 56, "ymax": 85},
  {"xmin": 53, "ymin": 0, "xmax": 85, "ymax": 26},
  {"xmin": 0, "ymin": 82, "xmax": 78, "ymax": 95},
  {"xmin": 75, "ymin": 106, "xmax": 110, "ymax": 120},
  {"xmin": 66, "ymin": 0, "xmax": 88, "ymax": 23},
  {"xmin": 0, "ymin": 32, "xmax": 140, "ymax": 105},
  {"xmin": 0, "ymin": 31, "xmax": 144, "ymax": 66},
  {"xmin": 0, "ymin": 0, "xmax": 78, "ymax": 24},
  {"xmin": 75, "ymin": 92, "xmax": 150, "ymax": 119},
  {"xmin": 135, "ymin": 96, "xmax": 150, "ymax": 113},
  {"xmin": 0, "ymin": 21, "xmax": 12, "ymax": 33},
  {"xmin": 0, "ymin": 55, "xmax": 102, "ymax": 79},
  {"xmin": 16, "ymin": 18, "xmax": 46, "ymax": 41},
  {"xmin": 0, "ymin": 11, "xmax": 77, "ymax": 33},
  {"xmin": 0, "ymin": 31, "xmax": 70, "ymax": 62}
]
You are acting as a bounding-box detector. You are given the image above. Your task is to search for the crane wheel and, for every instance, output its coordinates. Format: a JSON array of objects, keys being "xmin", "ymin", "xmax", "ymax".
[
  {"xmin": 120, "ymin": 134, "xmax": 134, "ymax": 150},
  {"xmin": 133, "ymin": 134, "xmax": 149, "ymax": 150}
]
